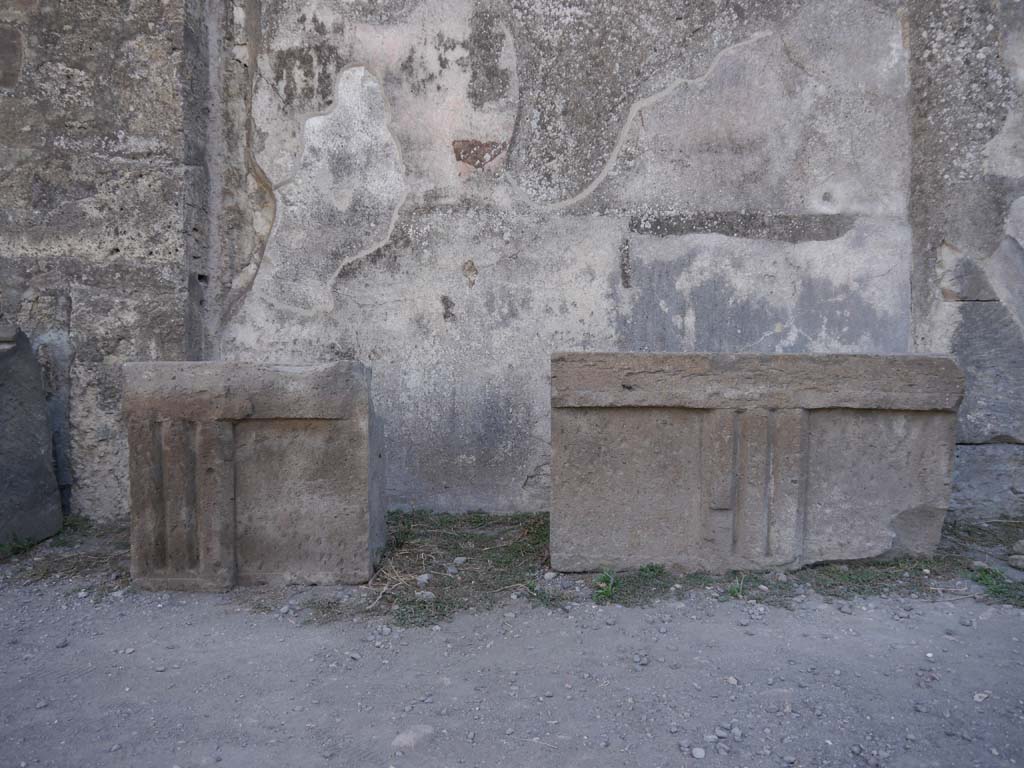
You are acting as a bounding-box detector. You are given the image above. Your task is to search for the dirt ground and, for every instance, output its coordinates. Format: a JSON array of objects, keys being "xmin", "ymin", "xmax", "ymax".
[{"xmin": 1, "ymin": 516, "xmax": 1023, "ymax": 768}]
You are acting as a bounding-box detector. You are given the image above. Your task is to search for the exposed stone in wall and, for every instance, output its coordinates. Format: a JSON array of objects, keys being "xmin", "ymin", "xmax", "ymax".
[
  {"xmin": 953, "ymin": 445, "xmax": 1024, "ymax": 522},
  {"xmin": 503, "ymin": 1, "xmax": 807, "ymax": 207},
  {"xmin": 0, "ymin": 0, "xmax": 189, "ymax": 520},
  {"xmin": 908, "ymin": 0, "xmax": 1024, "ymax": 517}
]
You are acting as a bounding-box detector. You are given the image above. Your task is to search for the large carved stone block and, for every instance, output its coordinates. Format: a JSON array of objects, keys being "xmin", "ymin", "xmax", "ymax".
[
  {"xmin": 124, "ymin": 362, "xmax": 384, "ymax": 590},
  {"xmin": 550, "ymin": 353, "xmax": 964, "ymax": 572}
]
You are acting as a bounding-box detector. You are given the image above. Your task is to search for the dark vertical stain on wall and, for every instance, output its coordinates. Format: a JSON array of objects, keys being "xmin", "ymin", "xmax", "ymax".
[
  {"xmin": 619, "ymin": 237, "xmax": 632, "ymax": 288},
  {"xmin": 0, "ymin": 26, "xmax": 23, "ymax": 89}
]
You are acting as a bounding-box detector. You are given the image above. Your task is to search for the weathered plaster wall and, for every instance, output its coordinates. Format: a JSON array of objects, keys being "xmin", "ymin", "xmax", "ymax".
[
  {"xmin": 0, "ymin": 0, "xmax": 191, "ymax": 519},
  {"xmin": 217, "ymin": 0, "xmax": 924, "ymax": 514},
  {"xmin": 208, "ymin": 0, "xmax": 1024, "ymax": 518},
  {"xmin": 4, "ymin": 0, "xmax": 1023, "ymax": 522}
]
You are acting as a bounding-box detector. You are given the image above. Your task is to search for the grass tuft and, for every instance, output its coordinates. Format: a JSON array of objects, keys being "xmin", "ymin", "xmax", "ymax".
[
  {"xmin": 792, "ymin": 556, "xmax": 967, "ymax": 600},
  {"xmin": 592, "ymin": 563, "xmax": 679, "ymax": 606},
  {"xmin": 368, "ymin": 511, "xmax": 551, "ymax": 626},
  {"xmin": 970, "ymin": 567, "xmax": 1024, "ymax": 607},
  {"xmin": 593, "ymin": 569, "xmax": 617, "ymax": 603}
]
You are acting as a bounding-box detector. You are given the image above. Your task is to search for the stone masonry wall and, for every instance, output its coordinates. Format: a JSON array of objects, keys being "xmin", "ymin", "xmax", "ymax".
[
  {"xmin": 0, "ymin": 0, "xmax": 191, "ymax": 520},
  {"xmin": 3, "ymin": 0, "xmax": 1023, "ymax": 522}
]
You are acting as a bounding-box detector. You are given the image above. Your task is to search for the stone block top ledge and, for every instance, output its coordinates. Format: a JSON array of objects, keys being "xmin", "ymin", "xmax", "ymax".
[
  {"xmin": 551, "ymin": 353, "xmax": 964, "ymax": 412},
  {"xmin": 123, "ymin": 361, "xmax": 370, "ymax": 422}
]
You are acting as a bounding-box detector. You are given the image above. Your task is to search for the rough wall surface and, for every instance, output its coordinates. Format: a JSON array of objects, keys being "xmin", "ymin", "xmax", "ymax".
[
  {"xmin": 0, "ymin": 0, "xmax": 190, "ymax": 520},
  {"xmin": 909, "ymin": 1, "xmax": 1024, "ymax": 520},
  {"xmin": 3, "ymin": 0, "xmax": 1023, "ymax": 521}
]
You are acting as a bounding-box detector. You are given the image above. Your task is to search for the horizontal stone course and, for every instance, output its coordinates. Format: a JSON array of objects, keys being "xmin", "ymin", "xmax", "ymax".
[
  {"xmin": 551, "ymin": 353, "xmax": 965, "ymax": 411},
  {"xmin": 123, "ymin": 362, "xmax": 369, "ymax": 422},
  {"xmin": 551, "ymin": 353, "xmax": 964, "ymax": 573}
]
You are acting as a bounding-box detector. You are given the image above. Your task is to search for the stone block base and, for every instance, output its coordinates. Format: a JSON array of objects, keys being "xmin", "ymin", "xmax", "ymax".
[
  {"xmin": 550, "ymin": 353, "xmax": 964, "ymax": 572},
  {"xmin": 124, "ymin": 362, "xmax": 383, "ymax": 590}
]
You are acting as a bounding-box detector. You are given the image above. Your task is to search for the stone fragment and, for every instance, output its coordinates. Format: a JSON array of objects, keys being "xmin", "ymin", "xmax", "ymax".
[
  {"xmin": 1008, "ymin": 556, "xmax": 1024, "ymax": 571},
  {"xmin": 550, "ymin": 353, "xmax": 963, "ymax": 572},
  {"xmin": 124, "ymin": 362, "xmax": 384, "ymax": 590},
  {"xmin": 1012, "ymin": 540, "xmax": 1024, "ymax": 556},
  {"xmin": 391, "ymin": 724, "xmax": 434, "ymax": 751},
  {"xmin": 0, "ymin": 330, "xmax": 62, "ymax": 548}
]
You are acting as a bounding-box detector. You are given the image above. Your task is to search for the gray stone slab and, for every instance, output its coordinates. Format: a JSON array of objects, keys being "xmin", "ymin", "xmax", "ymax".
[
  {"xmin": 954, "ymin": 300, "xmax": 1024, "ymax": 444},
  {"xmin": 951, "ymin": 444, "xmax": 1024, "ymax": 522},
  {"xmin": 0, "ymin": 331, "xmax": 61, "ymax": 548},
  {"xmin": 124, "ymin": 362, "xmax": 383, "ymax": 590},
  {"xmin": 551, "ymin": 353, "xmax": 963, "ymax": 572}
]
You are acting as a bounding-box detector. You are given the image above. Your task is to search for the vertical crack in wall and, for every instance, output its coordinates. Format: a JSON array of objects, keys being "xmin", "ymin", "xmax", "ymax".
[{"xmin": 183, "ymin": 0, "xmax": 212, "ymax": 359}]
